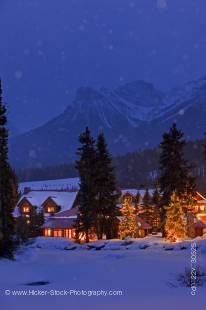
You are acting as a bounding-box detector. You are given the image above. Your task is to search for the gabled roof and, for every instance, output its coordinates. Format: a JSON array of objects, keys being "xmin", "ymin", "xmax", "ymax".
[
  {"xmin": 15, "ymin": 191, "xmax": 78, "ymax": 217},
  {"xmin": 55, "ymin": 206, "xmax": 79, "ymax": 218},
  {"xmin": 41, "ymin": 192, "xmax": 78, "ymax": 212},
  {"xmin": 196, "ymin": 192, "xmax": 206, "ymax": 201}
]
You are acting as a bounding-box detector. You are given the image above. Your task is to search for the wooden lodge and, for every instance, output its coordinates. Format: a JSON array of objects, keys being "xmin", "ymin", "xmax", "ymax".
[
  {"xmin": 43, "ymin": 208, "xmax": 78, "ymax": 239},
  {"xmin": 14, "ymin": 190, "xmax": 79, "ymax": 239},
  {"xmin": 192, "ymin": 192, "xmax": 206, "ymax": 236},
  {"xmin": 14, "ymin": 187, "xmax": 206, "ymax": 241}
]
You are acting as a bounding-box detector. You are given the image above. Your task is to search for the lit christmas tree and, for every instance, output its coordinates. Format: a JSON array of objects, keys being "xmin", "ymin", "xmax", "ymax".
[
  {"xmin": 119, "ymin": 197, "xmax": 138, "ymax": 239},
  {"xmin": 165, "ymin": 192, "xmax": 187, "ymax": 242}
]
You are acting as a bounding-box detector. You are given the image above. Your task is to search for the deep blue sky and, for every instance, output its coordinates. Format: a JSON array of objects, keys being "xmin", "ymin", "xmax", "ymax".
[{"xmin": 0, "ymin": 0, "xmax": 206, "ymax": 132}]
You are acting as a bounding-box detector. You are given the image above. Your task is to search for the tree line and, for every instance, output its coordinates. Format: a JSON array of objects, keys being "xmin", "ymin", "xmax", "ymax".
[{"xmin": 17, "ymin": 139, "xmax": 206, "ymax": 193}]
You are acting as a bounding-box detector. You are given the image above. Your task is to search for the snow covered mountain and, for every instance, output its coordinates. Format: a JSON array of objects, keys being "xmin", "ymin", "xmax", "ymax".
[{"xmin": 10, "ymin": 77, "xmax": 206, "ymax": 168}]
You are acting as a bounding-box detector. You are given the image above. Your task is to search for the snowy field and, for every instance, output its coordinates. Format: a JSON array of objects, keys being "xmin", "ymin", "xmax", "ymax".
[
  {"xmin": 19, "ymin": 177, "xmax": 80, "ymax": 192},
  {"xmin": 0, "ymin": 236, "xmax": 206, "ymax": 310}
]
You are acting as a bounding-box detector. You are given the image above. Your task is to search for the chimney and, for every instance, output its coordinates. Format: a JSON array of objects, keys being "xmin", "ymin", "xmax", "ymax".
[{"xmin": 23, "ymin": 187, "xmax": 31, "ymax": 194}]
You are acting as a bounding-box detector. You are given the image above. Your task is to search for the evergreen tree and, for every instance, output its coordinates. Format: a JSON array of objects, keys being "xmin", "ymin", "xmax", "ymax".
[
  {"xmin": 159, "ymin": 123, "xmax": 196, "ymax": 236},
  {"xmin": 95, "ymin": 133, "xmax": 121, "ymax": 239},
  {"xmin": 16, "ymin": 216, "xmax": 29, "ymax": 244},
  {"xmin": 165, "ymin": 192, "xmax": 187, "ymax": 242},
  {"xmin": 75, "ymin": 127, "xmax": 97, "ymax": 242},
  {"xmin": 136, "ymin": 191, "xmax": 141, "ymax": 204},
  {"xmin": 16, "ymin": 210, "xmax": 44, "ymax": 243},
  {"xmin": 0, "ymin": 80, "xmax": 18, "ymax": 258},
  {"xmin": 134, "ymin": 191, "xmax": 141, "ymax": 214},
  {"xmin": 141, "ymin": 189, "xmax": 153, "ymax": 226},
  {"xmin": 159, "ymin": 123, "xmax": 196, "ymax": 205},
  {"xmin": 119, "ymin": 197, "xmax": 137, "ymax": 239},
  {"xmin": 151, "ymin": 188, "xmax": 161, "ymax": 232},
  {"xmin": 142, "ymin": 189, "xmax": 151, "ymax": 208},
  {"xmin": 152, "ymin": 188, "xmax": 161, "ymax": 206}
]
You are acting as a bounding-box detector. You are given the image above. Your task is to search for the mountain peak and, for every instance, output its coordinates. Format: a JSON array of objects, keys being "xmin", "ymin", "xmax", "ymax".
[
  {"xmin": 75, "ymin": 87, "xmax": 103, "ymax": 103},
  {"xmin": 10, "ymin": 76, "xmax": 206, "ymax": 168}
]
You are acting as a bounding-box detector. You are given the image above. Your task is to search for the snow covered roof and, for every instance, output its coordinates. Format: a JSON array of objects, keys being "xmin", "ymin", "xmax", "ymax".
[
  {"xmin": 43, "ymin": 192, "xmax": 78, "ymax": 212},
  {"xmin": 42, "ymin": 218, "xmax": 76, "ymax": 229},
  {"xmin": 18, "ymin": 191, "xmax": 54, "ymax": 208},
  {"xmin": 15, "ymin": 191, "xmax": 78, "ymax": 216},
  {"xmin": 19, "ymin": 177, "xmax": 80, "ymax": 192},
  {"xmin": 55, "ymin": 206, "xmax": 79, "ymax": 217}
]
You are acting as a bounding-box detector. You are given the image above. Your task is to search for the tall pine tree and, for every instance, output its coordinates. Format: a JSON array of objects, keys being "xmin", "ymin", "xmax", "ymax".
[
  {"xmin": 75, "ymin": 127, "xmax": 97, "ymax": 242},
  {"xmin": 159, "ymin": 123, "xmax": 196, "ymax": 205},
  {"xmin": 159, "ymin": 123, "xmax": 196, "ymax": 235},
  {"xmin": 0, "ymin": 80, "xmax": 18, "ymax": 258},
  {"xmin": 95, "ymin": 133, "xmax": 120, "ymax": 239}
]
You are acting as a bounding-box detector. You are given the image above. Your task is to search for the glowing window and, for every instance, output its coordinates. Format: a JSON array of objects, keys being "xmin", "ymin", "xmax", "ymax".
[
  {"xmin": 53, "ymin": 230, "xmax": 62, "ymax": 237},
  {"xmin": 22, "ymin": 206, "xmax": 30, "ymax": 213},
  {"xmin": 45, "ymin": 229, "xmax": 52, "ymax": 237},
  {"xmin": 47, "ymin": 206, "xmax": 55, "ymax": 213}
]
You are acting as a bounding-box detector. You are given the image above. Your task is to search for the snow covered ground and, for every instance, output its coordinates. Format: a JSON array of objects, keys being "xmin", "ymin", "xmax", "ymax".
[
  {"xmin": 0, "ymin": 236, "xmax": 206, "ymax": 310},
  {"xmin": 19, "ymin": 177, "xmax": 80, "ymax": 192}
]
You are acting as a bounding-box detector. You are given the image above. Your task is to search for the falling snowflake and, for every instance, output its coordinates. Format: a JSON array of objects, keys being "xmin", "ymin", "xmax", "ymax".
[
  {"xmin": 29, "ymin": 149, "xmax": 37, "ymax": 159},
  {"xmin": 37, "ymin": 49, "xmax": 44, "ymax": 56},
  {"xmin": 108, "ymin": 45, "xmax": 114, "ymax": 50},
  {"xmin": 193, "ymin": 43, "xmax": 200, "ymax": 49},
  {"xmin": 14, "ymin": 71, "xmax": 23, "ymax": 79},
  {"xmin": 178, "ymin": 109, "xmax": 185, "ymax": 116},
  {"xmin": 79, "ymin": 25, "xmax": 85, "ymax": 32},
  {"xmin": 129, "ymin": 2, "xmax": 135, "ymax": 8},
  {"xmin": 24, "ymin": 49, "xmax": 30, "ymax": 55},
  {"xmin": 157, "ymin": 0, "xmax": 168, "ymax": 9}
]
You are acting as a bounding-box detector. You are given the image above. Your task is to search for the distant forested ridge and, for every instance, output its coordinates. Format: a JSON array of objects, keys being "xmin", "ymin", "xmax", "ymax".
[{"xmin": 17, "ymin": 139, "xmax": 206, "ymax": 194}]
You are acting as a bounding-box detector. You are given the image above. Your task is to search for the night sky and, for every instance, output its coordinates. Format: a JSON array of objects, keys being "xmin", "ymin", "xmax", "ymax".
[{"xmin": 0, "ymin": 0, "xmax": 206, "ymax": 133}]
